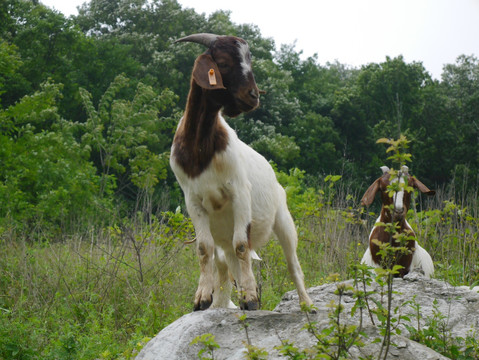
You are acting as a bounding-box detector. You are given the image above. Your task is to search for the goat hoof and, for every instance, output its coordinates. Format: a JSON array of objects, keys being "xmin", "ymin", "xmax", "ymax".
[
  {"xmin": 194, "ymin": 298, "xmax": 212, "ymax": 311},
  {"xmin": 240, "ymin": 300, "xmax": 259, "ymax": 311}
]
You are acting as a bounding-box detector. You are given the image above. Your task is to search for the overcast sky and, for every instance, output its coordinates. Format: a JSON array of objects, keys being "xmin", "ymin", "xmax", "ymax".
[{"xmin": 41, "ymin": 0, "xmax": 479, "ymax": 80}]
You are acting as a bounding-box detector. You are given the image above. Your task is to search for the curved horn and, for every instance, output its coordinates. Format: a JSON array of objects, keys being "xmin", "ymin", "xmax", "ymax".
[{"xmin": 175, "ymin": 33, "xmax": 220, "ymax": 48}]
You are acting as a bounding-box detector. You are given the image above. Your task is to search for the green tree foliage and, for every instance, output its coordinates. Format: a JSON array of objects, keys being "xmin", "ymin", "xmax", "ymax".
[
  {"xmin": 440, "ymin": 55, "xmax": 479, "ymax": 185},
  {"xmin": 0, "ymin": 40, "xmax": 21, "ymax": 99},
  {"xmin": 357, "ymin": 56, "xmax": 428, "ymax": 134},
  {"xmin": 0, "ymin": 81, "xmax": 110, "ymax": 235},
  {"xmin": 79, "ymin": 74, "xmax": 177, "ymax": 209}
]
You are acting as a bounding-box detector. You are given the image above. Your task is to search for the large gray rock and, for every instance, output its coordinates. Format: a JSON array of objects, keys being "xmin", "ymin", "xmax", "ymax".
[
  {"xmin": 136, "ymin": 274, "xmax": 479, "ymax": 360},
  {"xmin": 277, "ymin": 272, "xmax": 479, "ymax": 341}
]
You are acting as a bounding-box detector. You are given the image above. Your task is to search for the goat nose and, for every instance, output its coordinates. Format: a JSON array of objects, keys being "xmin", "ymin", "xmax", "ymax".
[{"xmin": 249, "ymin": 89, "xmax": 259, "ymax": 100}]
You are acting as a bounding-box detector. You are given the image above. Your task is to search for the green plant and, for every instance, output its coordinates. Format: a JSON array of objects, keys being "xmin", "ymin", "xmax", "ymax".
[
  {"xmin": 305, "ymin": 282, "xmax": 365, "ymax": 359},
  {"xmin": 237, "ymin": 313, "xmax": 269, "ymax": 360},
  {"xmin": 404, "ymin": 298, "xmax": 479, "ymax": 359},
  {"xmin": 275, "ymin": 338, "xmax": 311, "ymax": 360},
  {"xmin": 190, "ymin": 333, "xmax": 220, "ymax": 360},
  {"xmin": 273, "ymin": 278, "xmax": 367, "ymax": 360}
]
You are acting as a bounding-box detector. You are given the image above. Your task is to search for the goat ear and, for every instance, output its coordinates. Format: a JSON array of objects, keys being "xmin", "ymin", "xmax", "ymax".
[
  {"xmin": 192, "ymin": 54, "xmax": 225, "ymax": 90},
  {"xmin": 361, "ymin": 178, "xmax": 380, "ymax": 207},
  {"xmin": 411, "ymin": 177, "xmax": 436, "ymax": 195}
]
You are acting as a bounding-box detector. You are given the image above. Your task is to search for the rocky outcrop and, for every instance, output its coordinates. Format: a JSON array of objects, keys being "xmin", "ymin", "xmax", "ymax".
[{"xmin": 136, "ymin": 273, "xmax": 479, "ymax": 359}]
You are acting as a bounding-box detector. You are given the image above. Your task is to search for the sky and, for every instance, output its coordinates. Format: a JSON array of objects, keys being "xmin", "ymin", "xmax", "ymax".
[{"xmin": 40, "ymin": 0, "xmax": 479, "ymax": 80}]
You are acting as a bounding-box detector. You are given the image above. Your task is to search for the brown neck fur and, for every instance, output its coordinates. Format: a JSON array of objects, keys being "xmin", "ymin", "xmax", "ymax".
[
  {"xmin": 372, "ymin": 193, "xmax": 415, "ymax": 277},
  {"xmin": 172, "ymin": 79, "xmax": 229, "ymax": 178}
]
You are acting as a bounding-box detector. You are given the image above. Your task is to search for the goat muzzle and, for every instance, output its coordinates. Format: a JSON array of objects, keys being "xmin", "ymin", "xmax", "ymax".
[
  {"xmin": 392, "ymin": 208, "xmax": 405, "ymax": 221},
  {"xmin": 235, "ymin": 87, "xmax": 260, "ymax": 112}
]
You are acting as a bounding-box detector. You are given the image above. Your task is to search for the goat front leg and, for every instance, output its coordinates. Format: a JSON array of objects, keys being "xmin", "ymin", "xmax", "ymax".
[
  {"xmin": 228, "ymin": 181, "xmax": 258, "ymax": 310},
  {"xmin": 187, "ymin": 198, "xmax": 215, "ymax": 311},
  {"xmin": 195, "ymin": 234, "xmax": 215, "ymax": 311},
  {"xmin": 234, "ymin": 235, "xmax": 258, "ymax": 310}
]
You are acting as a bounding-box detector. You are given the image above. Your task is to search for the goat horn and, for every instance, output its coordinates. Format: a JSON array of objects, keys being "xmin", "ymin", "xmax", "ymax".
[{"xmin": 175, "ymin": 33, "xmax": 220, "ymax": 48}]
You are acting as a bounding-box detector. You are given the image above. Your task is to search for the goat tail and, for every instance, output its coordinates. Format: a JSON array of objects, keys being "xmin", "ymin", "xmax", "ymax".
[{"xmin": 411, "ymin": 242, "xmax": 434, "ymax": 279}]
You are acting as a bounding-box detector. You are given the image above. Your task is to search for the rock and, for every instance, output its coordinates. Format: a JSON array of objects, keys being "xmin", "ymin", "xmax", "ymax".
[
  {"xmin": 136, "ymin": 274, "xmax": 479, "ymax": 359},
  {"xmin": 277, "ymin": 273, "xmax": 479, "ymax": 340}
]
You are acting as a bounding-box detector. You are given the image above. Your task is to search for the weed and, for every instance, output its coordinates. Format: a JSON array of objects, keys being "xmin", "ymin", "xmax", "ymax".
[{"xmin": 190, "ymin": 333, "xmax": 220, "ymax": 360}]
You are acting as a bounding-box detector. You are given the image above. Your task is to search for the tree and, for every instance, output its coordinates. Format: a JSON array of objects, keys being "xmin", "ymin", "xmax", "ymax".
[
  {"xmin": 0, "ymin": 40, "xmax": 21, "ymax": 103},
  {"xmin": 0, "ymin": 81, "xmax": 110, "ymax": 234},
  {"xmin": 293, "ymin": 112, "xmax": 341, "ymax": 175},
  {"xmin": 440, "ymin": 55, "xmax": 479, "ymax": 186},
  {"xmin": 356, "ymin": 56, "xmax": 429, "ymax": 136},
  {"xmin": 79, "ymin": 74, "xmax": 178, "ymax": 214}
]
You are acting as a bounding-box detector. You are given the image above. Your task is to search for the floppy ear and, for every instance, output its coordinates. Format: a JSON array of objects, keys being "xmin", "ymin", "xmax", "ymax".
[
  {"xmin": 411, "ymin": 177, "xmax": 435, "ymax": 195},
  {"xmin": 361, "ymin": 178, "xmax": 380, "ymax": 207},
  {"xmin": 192, "ymin": 54, "xmax": 225, "ymax": 90}
]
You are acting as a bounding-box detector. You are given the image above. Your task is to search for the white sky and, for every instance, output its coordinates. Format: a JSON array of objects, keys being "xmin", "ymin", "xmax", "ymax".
[{"xmin": 41, "ymin": 0, "xmax": 479, "ymax": 80}]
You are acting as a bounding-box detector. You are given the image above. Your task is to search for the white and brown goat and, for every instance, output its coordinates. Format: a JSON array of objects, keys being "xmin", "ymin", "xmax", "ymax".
[
  {"xmin": 170, "ymin": 33, "xmax": 313, "ymax": 310},
  {"xmin": 361, "ymin": 166, "xmax": 435, "ymax": 278}
]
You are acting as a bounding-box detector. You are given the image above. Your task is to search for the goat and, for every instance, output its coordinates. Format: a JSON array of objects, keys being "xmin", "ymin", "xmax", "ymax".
[
  {"xmin": 361, "ymin": 165, "xmax": 435, "ymax": 278},
  {"xmin": 170, "ymin": 33, "xmax": 313, "ymax": 311}
]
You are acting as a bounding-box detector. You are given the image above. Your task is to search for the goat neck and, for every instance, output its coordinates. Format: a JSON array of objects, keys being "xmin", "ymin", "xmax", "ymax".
[{"xmin": 173, "ymin": 78, "xmax": 228, "ymax": 179}]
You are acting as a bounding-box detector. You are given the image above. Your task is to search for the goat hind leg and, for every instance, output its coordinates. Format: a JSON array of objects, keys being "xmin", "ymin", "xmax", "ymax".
[
  {"xmin": 211, "ymin": 247, "xmax": 236, "ymax": 308},
  {"xmin": 227, "ymin": 244, "xmax": 259, "ymax": 310},
  {"xmin": 274, "ymin": 204, "xmax": 314, "ymax": 309}
]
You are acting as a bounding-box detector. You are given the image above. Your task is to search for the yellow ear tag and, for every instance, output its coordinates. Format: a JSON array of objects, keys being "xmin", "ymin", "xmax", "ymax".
[{"xmin": 208, "ymin": 69, "xmax": 217, "ymax": 86}]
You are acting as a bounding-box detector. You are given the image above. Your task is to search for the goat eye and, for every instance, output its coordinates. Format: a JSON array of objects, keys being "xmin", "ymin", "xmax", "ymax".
[{"xmin": 217, "ymin": 62, "xmax": 230, "ymax": 72}]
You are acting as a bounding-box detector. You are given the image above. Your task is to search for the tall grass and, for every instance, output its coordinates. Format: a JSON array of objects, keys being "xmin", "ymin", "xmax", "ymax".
[
  {"xmin": 0, "ymin": 212, "xmax": 198, "ymax": 359},
  {"xmin": 411, "ymin": 183, "xmax": 479, "ymax": 286},
  {"xmin": 1, "ymin": 173, "xmax": 478, "ymax": 359}
]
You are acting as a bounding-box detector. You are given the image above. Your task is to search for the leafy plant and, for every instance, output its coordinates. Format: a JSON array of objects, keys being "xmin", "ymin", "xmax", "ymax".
[
  {"xmin": 237, "ymin": 313, "xmax": 269, "ymax": 360},
  {"xmin": 404, "ymin": 297, "xmax": 479, "ymax": 359},
  {"xmin": 190, "ymin": 333, "xmax": 220, "ymax": 360}
]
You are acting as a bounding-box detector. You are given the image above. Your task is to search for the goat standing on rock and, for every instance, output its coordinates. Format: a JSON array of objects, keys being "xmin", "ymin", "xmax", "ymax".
[
  {"xmin": 361, "ymin": 165, "xmax": 435, "ymax": 278},
  {"xmin": 170, "ymin": 33, "xmax": 313, "ymax": 311}
]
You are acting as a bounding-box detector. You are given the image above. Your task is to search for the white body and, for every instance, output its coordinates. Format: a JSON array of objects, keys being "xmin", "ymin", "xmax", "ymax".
[{"xmin": 170, "ymin": 115, "xmax": 312, "ymax": 308}]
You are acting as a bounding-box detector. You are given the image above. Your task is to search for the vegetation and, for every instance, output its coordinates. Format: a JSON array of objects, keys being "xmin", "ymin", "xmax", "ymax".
[{"xmin": 1, "ymin": 0, "xmax": 479, "ymax": 359}]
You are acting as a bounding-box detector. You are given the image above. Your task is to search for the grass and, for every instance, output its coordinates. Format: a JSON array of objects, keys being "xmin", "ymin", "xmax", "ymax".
[
  {"xmin": 0, "ymin": 213, "xmax": 198, "ymax": 359},
  {"xmin": 1, "ymin": 178, "xmax": 478, "ymax": 359}
]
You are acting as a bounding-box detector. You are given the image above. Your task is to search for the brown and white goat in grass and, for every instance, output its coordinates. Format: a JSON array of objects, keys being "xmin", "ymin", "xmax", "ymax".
[
  {"xmin": 170, "ymin": 33, "xmax": 313, "ymax": 311},
  {"xmin": 361, "ymin": 166, "xmax": 435, "ymax": 278}
]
